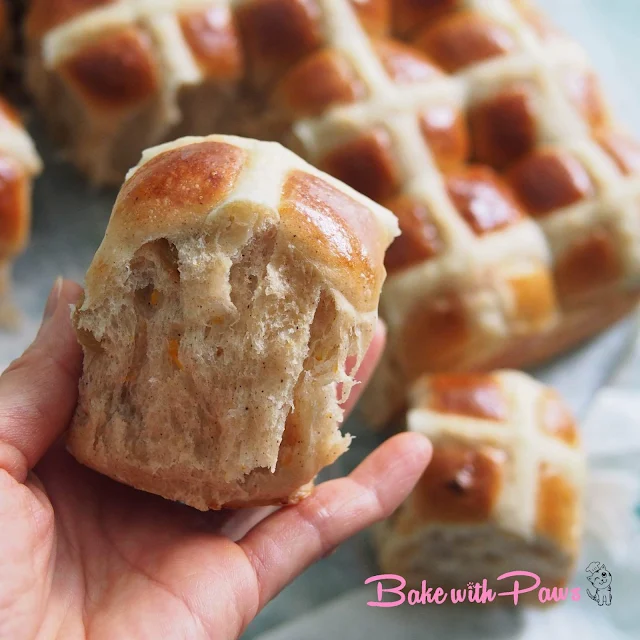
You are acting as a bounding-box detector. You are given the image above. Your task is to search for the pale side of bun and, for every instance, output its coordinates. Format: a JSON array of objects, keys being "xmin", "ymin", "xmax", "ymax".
[{"xmin": 68, "ymin": 134, "xmax": 398, "ymax": 510}]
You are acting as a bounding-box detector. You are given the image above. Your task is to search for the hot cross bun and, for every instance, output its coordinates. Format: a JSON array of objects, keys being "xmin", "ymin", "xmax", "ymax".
[
  {"xmin": 67, "ymin": 134, "xmax": 398, "ymax": 510},
  {"xmin": 376, "ymin": 370, "xmax": 585, "ymax": 602}
]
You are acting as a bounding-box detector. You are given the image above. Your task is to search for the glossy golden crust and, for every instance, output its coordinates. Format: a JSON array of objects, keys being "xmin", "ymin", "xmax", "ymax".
[
  {"xmin": 384, "ymin": 195, "xmax": 442, "ymax": 273},
  {"xmin": 279, "ymin": 170, "xmax": 387, "ymax": 304},
  {"xmin": 506, "ymin": 263, "xmax": 558, "ymax": 330},
  {"xmin": 373, "ymin": 37, "xmax": 442, "ymax": 84},
  {"xmin": 348, "ymin": 0, "xmax": 389, "ymax": 36},
  {"xmin": 419, "ymin": 373, "xmax": 509, "ymax": 421},
  {"xmin": 507, "ymin": 149, "xmax": 595, "ymax": 217},
  {"xmin": 110, "ymin": 141, "xmax": 246, "ymax": 244},
  {"xmin": 70, "ymin": 134, "xmax": 396, "ymax": 510},
  {"xmin": 392, "ymin": 0, "xmax": 457, "ymax": 38},
  {"xmin": 446, "ymin": 166, "xmax": 523, "ymax": 236},
  {"xmin": 320, "ymin": 130, "xmax": 401, "ymax": 203},
  {"xmin": 554, "ymin": 229, "xmax": 622, "ymax": 301},
  {"xmin": 59, "ymin": 28, "xmax": 158, "ymax": 112},
  {"xmin": 411, "ymin": 371, "xmax": 581, "ymax": 448},
  {"xmin": 235, "ymin": 0, "xmax": 323, "ymax": 87},
  {"xmin": 179, "ymin": 8, "xmax": 244, "ymax": 81},
  {"xmin": 387, "ymin": 264, "xmax": 631, "ymax": 380},
  {"xmin": 274, "ymin": 49, "xmax": 365, "ymax": 117},
  {"xmin": 469, "ymin": 85, "xmax": 538, "ymax": 170},
  {"xmin": 535, "ymin": 467, "xmax": 579, "ymax": 549},
  {"xmin": 476, "ymin": 291, "xmax": 639, "ymax": 373},
  {"xmin": 414, "ymin": 11, "xmax": 517, "ymax": 73},
  {"xmin": 539, "ymin": 389, "xmax": 578, "ymax": 446},
  {"xmin": 363, "ymin": 0, "xmax": 638, "ymax": 425},
  {"xmin": 400, "ymin": 293, "xmax": 471, "ymax": 377},
  {"xmin": 419, "ymin": 103, "xmax": 469, "ymax": 170},
  {"xmin": 411, "ymin": 441, "xmax": 506, "ymax": 524}
]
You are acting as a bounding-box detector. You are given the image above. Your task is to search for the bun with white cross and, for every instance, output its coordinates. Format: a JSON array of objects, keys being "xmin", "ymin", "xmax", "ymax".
[
  {"xmin": 67, "ymin": 134, "xmax": 398, "ymax": 511},
  {"xmin": 25, "ymin": 0, "xmax": 640, "ymax": 425},
  {"xmin": 0, "ymin": 0, "xmax": 41, "ymax": 325},
  {"xmin": 376, "ymin": 370, "xmax": 585, "ymax": 600}
]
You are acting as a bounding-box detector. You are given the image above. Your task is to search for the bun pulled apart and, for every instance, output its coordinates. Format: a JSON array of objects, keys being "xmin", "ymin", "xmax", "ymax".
[{"xmin": 68, "ymin": 135, "xmax": 398, "ymax": 510}]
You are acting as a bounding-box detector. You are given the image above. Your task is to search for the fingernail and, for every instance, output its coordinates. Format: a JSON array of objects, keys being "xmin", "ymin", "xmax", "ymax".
[{"xmin": 43, "ymin": 277, "xmax": 63, "ymax": 322}]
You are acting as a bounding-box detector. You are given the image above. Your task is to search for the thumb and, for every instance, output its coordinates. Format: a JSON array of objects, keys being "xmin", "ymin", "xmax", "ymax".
[{"xmin": 0, "ymin": 278, "xmax": 83, "ymax": 483}]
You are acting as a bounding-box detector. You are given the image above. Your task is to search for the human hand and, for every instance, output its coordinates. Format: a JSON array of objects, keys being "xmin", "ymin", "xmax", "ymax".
[{"xmin": 0, "ymin": 279, "xmax": 431, "ymax": 639}]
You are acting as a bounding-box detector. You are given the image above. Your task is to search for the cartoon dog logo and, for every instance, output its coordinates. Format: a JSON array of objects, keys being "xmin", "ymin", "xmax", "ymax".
[{"xmin": 585, "ymin": 561, "xmax": 612, "ymax": 606}]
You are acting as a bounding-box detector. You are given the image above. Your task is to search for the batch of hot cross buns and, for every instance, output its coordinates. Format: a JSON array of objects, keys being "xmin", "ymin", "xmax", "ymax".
[{"xmin": 2, "ymin": 0, "xmax": 639, "ymax": 600}]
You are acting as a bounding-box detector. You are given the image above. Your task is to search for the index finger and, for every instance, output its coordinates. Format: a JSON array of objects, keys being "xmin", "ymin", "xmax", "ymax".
[
  {"xmin": 0, "ymin": 279, "xmax": 83, "ymax": 482},
  {"xmin": 238, "ymin": 432, "xmax": 432, "ymax": 610}
]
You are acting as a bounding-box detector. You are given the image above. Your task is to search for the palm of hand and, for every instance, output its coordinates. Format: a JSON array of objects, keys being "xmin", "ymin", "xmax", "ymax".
[
  {"xmin": 0, "ymin": 281, "xmax": 430, "ymax": 640},
  {"xmin": 8, "ymin": 448, "xmax": 261, "ymax": 639}
]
